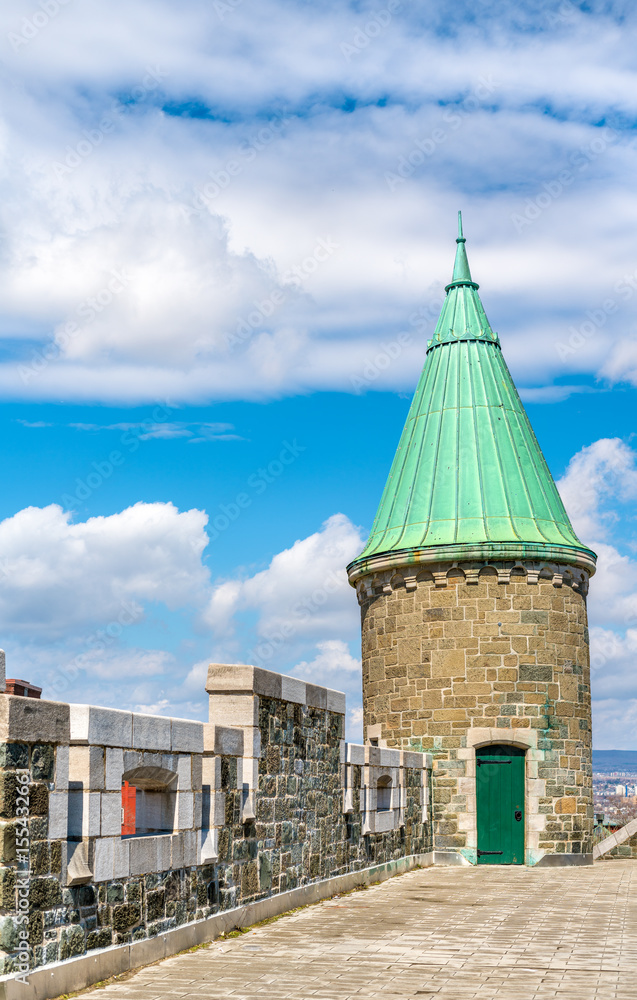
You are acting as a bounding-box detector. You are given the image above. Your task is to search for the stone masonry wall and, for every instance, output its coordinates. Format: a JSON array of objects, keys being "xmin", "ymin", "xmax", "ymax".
[
  {"xmin": 0, "ymin": 674, "xmax": 431, "ymax": 977},
  {"xmin": 602, "ymin": 831, "xmax": 637, "ymax": 860},
  {"xmin": 358, "ymin": 565, "xmax": 593, "ymax": 860}
]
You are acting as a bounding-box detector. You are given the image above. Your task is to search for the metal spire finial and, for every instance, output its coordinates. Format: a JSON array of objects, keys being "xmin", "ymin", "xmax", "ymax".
[{"xmin": 457, "ymin": 210, "xmax": 465, "ymax": 243}]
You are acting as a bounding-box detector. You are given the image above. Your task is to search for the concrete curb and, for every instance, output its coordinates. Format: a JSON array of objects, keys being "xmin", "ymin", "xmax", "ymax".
[{"xmin": 0, "ymin": 852, "xmax": 435, "ymax": 1000}]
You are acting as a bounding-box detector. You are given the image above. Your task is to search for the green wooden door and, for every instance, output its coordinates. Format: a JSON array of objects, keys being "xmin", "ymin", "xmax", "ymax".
[{"xmin": 476, "ymin": 744, "xmax": 525, "ymax": 864}]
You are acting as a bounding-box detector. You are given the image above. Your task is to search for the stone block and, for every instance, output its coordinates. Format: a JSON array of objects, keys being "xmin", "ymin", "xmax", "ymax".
[
  {"xmin": 306, "ymin": 684, "xmax": 327, "ymax": 710},
  {"xmin": 182, "ymin": 829, "xmax": 197, "ymax": 866},
  {"xmin": 241, "ymin": 727, "xmax": 261, "ymax": 757},
  {"xmin": 133, "ymin": 713, "xmax": 171, "ymax": 751},
  {"xmin": 206, "ymin": 662, "xmax": 256, "ymax": 692},
  {"xmin": 241, "ymin": 757, "xmax": 259, "ymax": 790},
  {"xmin": 112, "ymin": 838, "xmax": 130, "ymax": 879},
  {"xmin": 326, "ymin": 688, "xmax": 346, "ymax": 714},
  {"xmin": 555, "ymin": 796, "xmax": 577, "ymax": 814},
  {"xmin": 141, "ymin": 751, "xmax": 162, "ymax": 769},
  {"xmin": 203, "ymin": 724, "xmax": 244, "ymax": 756},
  {"xmin": 105, "ymin": 748, "xmax": 124, "ymax": 791},
  {"xmin": 201, "ymin": 756, "xmax": 221, "ymax": 790},
  {"xmin": 209, "ymin": 694, "xmax": 259, "ymax": 728},
  {"xmin": 101, "ymin": 792, "xmax": 122, "ymax": 837},
  {"xmin": 86, "ymin": 792, "xmax": 101, "ymax": 837},
  {"xmin": 70, "ymin": 705, "xmax": 132, "ymax": 748},
  {"xmin": 281, "ymin": 675, "xmax": 306, "ymax": 705},
  {"xmin": 0, "ymin": 696, "xmax": 70, "ymax": 744},
  {"xmin": 211, "ymin": 792, "xmax": 226, "ymax": 827},
  {"xmin": 176, "ymin": 791, "xmax": 194, "ymax": 829},
  {"xmin": 48, "ymin": 792, "xmax": 68, "ymax": 840},
  {"xmin": 528, "ymin": 812, "xmax": 547, "ymax": 832},
  {"xmin": 66, "ymin": 842, "xmax": 92, "ymax": 886},
  {"xmin": 123, "ymin": 750, "xmax": 142, "ymax": 772},
  {"xmin": 171, "ymin": 718, "xmax": 203, "ymax": 753},
  {"xmin": 161, "ymin": 753, "xmax": 177, "ymax": 773},
  {"xmin": 191, "ymin": 756, "xmax": 202, "ymax": 791},
  {"xmin": 129, "ymin": 836, "xmax": 157, "ymax": 876},
  {"xmin": 379, "ymin": 748, "xmax": 401, "ymax": 767},
  {"xmin": 253, "ymin": 667, "xmax": 283, "ymax": 699},
  {"xmin": 171, "ymin": 832, "xmax": 184, "ymax": 868},
  {"xmin": 55, "ymin": 744, "xmax": 69, "ymax": 790},
  {"xmin": 93, "ymin": 838, "xmax": 114, "ymax": 883},
  {"xmin": 431, "ymin": 649, "xmax": 465, "ymax": 678},
  {"xmin": 157, "ymin": 835, "xmax": 171, "ymax": 872},
  {"xmin": 519, "ymin": 664, "xmax": 553, "ymax": 683},
  {"xmin": 177, "ymin": 755, "xmax": 192, "ymax": 791},
  {"xmin": 200, "ymin": 828, "xmax": 217, "ymax": 863},
  {"xmin": 193, "ymin": 790, "xmax": 202, "ymax": 827},
  {"xmin": 206, "ymin": 663, "xmax": 281, "ymax": 699},
  {"xmin": 68, "ymin": 746, "xmax": 105, "ymax": 789}
]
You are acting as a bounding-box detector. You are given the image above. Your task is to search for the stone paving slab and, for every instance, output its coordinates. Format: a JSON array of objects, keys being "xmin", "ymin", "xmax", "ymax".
[{"xmin": 74, "ymin": 860, "xmax": 637, "ymax": 999}]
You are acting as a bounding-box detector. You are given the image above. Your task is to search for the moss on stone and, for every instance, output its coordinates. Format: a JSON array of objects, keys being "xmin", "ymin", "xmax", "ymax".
[
  {"xmin": 28, "ymin": 783, "xmax": 49, "ymax": 816},
  {"xmin": 60, "ymin": 925, "xmax": 85, "ymax": 960},
  {"xmin": 86, "ymin": 928, "xmax": 112, "ymax": 951},
  {"xmin": 29, "ymin": 877, "xmax": 62, "ymax": 910},
  {"xmin": 30, "ymin": 745, "xmax": 55, "ymax": 782},
  {"xmin": 112, "ymin": 903, "xmax": 141, "ymax": 932},
  {"xmin": 106, "ymin": 883, "xmax": 124, "ymax": 904},
  {"xmin": 28, "ymin": 911, "xmax": 43, "ymax": 948},
  {"xmin": 0, "ymin": 745, "xmax": 28, "ymax": 770}
]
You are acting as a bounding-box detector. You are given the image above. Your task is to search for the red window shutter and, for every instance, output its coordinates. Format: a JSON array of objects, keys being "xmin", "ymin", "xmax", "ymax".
[{"xmin": 121, "ymin": 781, "xmax": 136, "ymax": 835}]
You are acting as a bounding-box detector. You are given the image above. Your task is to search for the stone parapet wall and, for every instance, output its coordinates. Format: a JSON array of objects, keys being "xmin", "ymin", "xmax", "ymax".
[
  {"xmin": 0, "ymin": 668, "xmax": 432, "ymax": 981},
  {"xmin": 357, "ymin": 562, "xmax": 593, "ymax": 862},
  {"xmin": 594, "ymin": 817, "xmax": 637, "ymax": 861}
]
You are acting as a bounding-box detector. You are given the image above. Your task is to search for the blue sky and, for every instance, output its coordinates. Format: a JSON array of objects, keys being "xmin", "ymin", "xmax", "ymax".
[{"xmin": 0, "ymin": 0, "xmax": 636, "ymax": 745}]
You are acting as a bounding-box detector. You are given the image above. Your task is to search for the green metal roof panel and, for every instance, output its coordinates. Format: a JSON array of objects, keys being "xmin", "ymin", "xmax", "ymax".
[{"xmin": 349, "ymin": 216, "xmax": 596, "ymax": 576}]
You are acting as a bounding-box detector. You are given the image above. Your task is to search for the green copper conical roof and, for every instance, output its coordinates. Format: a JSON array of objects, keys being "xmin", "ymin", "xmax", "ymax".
[{"xmin": 348, "ymin": 215, "xmax": 596, "ymax": 581}]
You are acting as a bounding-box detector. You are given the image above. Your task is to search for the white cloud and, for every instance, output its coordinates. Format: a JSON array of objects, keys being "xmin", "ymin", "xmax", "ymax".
[
  {"xmin": 557, "ymin": 440, "xmax": 637, "ymax": 631},
  {"xmin": 293, "ymin": 638, "xmax": 363, "ymax": 740},
  {"xmin": 557, "ymin": 437, "xmax": 637, "ymax": 543},
  {"xmin": 0, "ymin": 3, "xmax": 635, "ymax": 401},
  {"xmin": 73, "ymin": 646, "xmax": 175, "ymax": 681},
  {"xmin": 293, "ymin": 638, "xmax": 361, "ymax": 681},
  {"xmin": 599, "ymin": 335, "xmax": 637, "ymax": 387},
  {"xmin": 67, "ymin": 420, "xmax": 240, "ymax": 441},
  {"xmin": 204, "ymin": 513, "xmax": 363, "ymax": 652},
  {"xmin": 556, "ymin": 439, "xmax": 637, "ymax": 746},
  {"xmin": 593, "ymin": 698, "xmax": 637, "ymax": 751},
  {"xmin": 0, "ymin": 501, "xmax": 210, "ymax": 639}
]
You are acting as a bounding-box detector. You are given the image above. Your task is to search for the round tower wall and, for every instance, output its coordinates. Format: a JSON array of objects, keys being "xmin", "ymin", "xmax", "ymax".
[{"xmin": 357, "ymin": 563, "xmax": 593, "ymax": 864}]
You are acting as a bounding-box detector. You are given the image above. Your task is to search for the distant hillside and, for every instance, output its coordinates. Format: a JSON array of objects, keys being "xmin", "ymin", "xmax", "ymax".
[{"xmin": 593, "ymin": 750, "xmax": 637, "ymax": 772}]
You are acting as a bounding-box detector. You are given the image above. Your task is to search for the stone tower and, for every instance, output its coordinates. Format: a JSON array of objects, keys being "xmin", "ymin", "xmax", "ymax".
[{"xmin": 347, "ymin": 215, "xmax": 597, "ymax": 866}]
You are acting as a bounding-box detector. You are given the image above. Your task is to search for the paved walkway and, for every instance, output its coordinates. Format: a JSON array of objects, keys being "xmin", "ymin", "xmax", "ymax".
[{"xmin": 80, "ymin": 860, "xmax": 637, "ymax": 999}]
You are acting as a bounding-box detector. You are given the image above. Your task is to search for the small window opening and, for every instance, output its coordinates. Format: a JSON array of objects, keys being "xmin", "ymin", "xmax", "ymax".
[
  {"xmin": 121, "ymin": 766, "xmax": 177, "ymax": 838},
  {"xmin": 377, "ymin": 776, "xmax": 392, "ymax": 812}
]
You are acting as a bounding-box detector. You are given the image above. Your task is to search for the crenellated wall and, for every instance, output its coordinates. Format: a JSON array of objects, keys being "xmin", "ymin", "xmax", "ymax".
[{"xmin": 0, "ymin": 666, "xmax": 432, "ymax": 986}]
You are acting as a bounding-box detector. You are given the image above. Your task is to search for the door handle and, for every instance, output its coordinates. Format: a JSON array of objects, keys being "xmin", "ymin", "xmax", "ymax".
[{"xmin": 514, "ymin": 810, "xmax": 522, "ymax": 822}]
